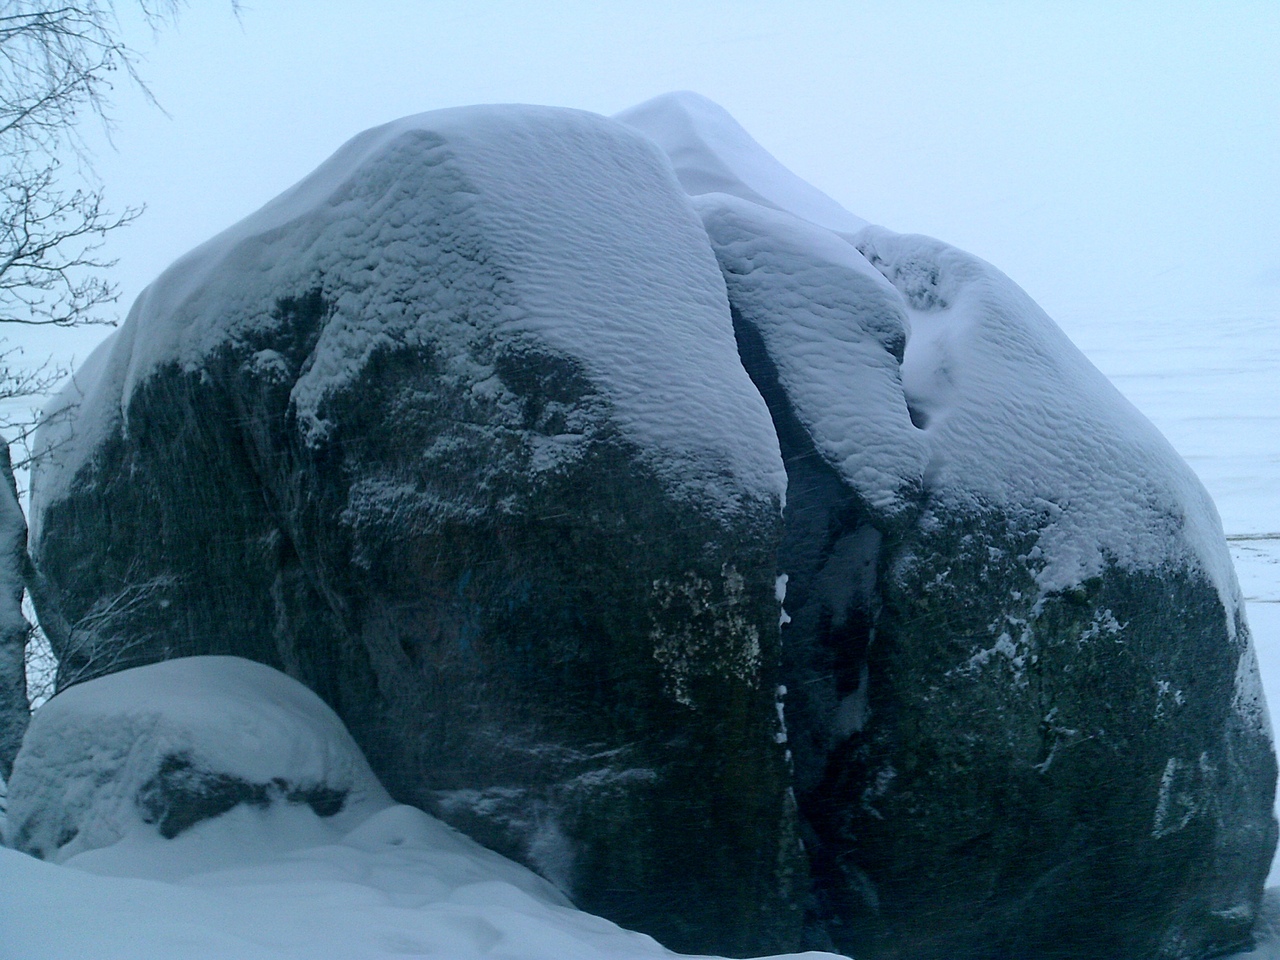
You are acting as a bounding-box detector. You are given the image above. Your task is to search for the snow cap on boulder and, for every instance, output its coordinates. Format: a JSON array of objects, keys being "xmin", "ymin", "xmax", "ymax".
[
  {"xmin": 616, "ymin": 91, "xmax": 868, "ymax": 235},
  {"xmin": 694, "ymin": 193, "xmax": 927, "ymax": 518},
  {"xmin": 6, "ymin": 656, "xmax": 392, "ymax": 863},
  {"xmin": 34, "ymin": 103, "xmax": 785, "ymax": 524}
]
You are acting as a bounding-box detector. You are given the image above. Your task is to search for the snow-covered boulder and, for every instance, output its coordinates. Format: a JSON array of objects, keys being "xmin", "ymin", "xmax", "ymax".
[
  {"xmin": 4, "ymin": 656, "xmax": 393, "ymax": 863},
  {"xmin": 623, "ymin": 92, "xmax": 1277, "ymax": 960},
  {"xmin": 28, "ymin": 92, "xmax": 1277, "ymax": 960},
  {"xmin": 27, "ymin": 104, "xmax": 802, "ymax": 956}
]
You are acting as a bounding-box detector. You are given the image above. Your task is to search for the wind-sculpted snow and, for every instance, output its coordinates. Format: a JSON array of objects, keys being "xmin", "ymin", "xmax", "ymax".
[
  {"xmin": 857, "ymin": 227, "xmax": 1243, "ymax": 613},
  {"xmin": 617, "ymin": 91, "xmax": 868, "ymax": 236},
  {"xmin": 35, "ymin": 104, "xmax": 784, "ymax": 520},
  {"xmin": 694, "ymin": 193, "xmax": 926, "ymax": 517}
]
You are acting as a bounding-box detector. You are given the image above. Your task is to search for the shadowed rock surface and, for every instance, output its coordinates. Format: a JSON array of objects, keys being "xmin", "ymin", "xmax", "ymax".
[{"xmin": 28, "ymin": 105, "xmax": 803, "ymax": 957}]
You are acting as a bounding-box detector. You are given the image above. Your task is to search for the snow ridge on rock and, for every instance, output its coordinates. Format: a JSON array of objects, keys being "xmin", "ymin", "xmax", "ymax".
[
  {"xmin": 694, "ymin": 193, "xmax": 926, "ymax": 518},
  {"xmin": 858, "ymin": 226, "xmax": 1242, "ymax": 612},
  {"xmin": 35, "ymin": 104, "xmax": 784, "ymax": 523},
  {"xmin": 617, "ymin": 91, "xmax": 868, "ymax": 235}
]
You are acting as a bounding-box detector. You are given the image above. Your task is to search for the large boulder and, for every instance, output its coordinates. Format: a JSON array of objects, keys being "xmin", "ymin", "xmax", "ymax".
[
  {"xmin": 28, "ymin": 105, "xmax": 803, "ymax": 956},
  {"xmin": 624, "ymin": 92, "xmax": 1277, "ymax": 960},
  {"xmin": 30, "ymin": 92, "xmax": 1277, "ymax": 959}
]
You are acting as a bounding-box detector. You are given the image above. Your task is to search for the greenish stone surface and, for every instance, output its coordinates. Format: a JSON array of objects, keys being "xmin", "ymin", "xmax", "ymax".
[
  {"xmin": 803, "ymin": 505, "xmax": 1277, "ymax": 960},
  {"xmin": 33, "ymin": 283, "xmax": 805, "ymax": 957}
]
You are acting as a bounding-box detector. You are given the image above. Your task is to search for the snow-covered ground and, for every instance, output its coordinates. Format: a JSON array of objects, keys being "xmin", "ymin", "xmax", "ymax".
[{"xmin": 5, "ymin": 808, "xmax": 801, "ymax": 960}]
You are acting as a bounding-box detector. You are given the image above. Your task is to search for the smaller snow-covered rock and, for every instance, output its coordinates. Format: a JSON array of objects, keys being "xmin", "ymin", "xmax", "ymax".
[
  {"xmin": 1, "ymin": 656, "xmax": 842, "ymax": 960},
  {"xmin": 5, "ymin": 656, "xmax": 392, "ymax": 862}
]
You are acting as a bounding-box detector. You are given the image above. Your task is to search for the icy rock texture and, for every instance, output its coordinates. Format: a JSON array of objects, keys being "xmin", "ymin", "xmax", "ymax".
[
  {"xmin": 28, "ymin": 104, "xmax": 801, "ymax": 956},
  {"xmin": 28, "ymin": 93, "xmax": 1278, "ymax": 960}
]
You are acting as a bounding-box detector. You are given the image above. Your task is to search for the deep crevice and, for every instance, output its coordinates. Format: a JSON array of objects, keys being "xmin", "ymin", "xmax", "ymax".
[{"xmin": 729, "ymin": 305, "xmax": 884, "ymax": 942}]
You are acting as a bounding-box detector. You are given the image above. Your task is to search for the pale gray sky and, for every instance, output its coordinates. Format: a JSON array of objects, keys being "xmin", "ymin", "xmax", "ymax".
[{"xmin": 16, "ymin": 1, "xmax": 1280, "ymax": 369}]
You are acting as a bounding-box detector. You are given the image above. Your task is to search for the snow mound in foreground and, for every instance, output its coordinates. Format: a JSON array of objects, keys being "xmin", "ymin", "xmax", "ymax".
[
  {"xmin": 0, "ymin": 657, "xmax": 837, "ymax": 960},
  {"xmin": 4, "ymin": 656, "xmax": 393, "ymax": 863},
  {"xmin": 0, "ymin": 805, "xmax": 839, "ymax": 960}
]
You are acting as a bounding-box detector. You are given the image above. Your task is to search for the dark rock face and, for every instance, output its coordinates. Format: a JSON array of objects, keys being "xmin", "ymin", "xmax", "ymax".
[
  {"xmin": 697, "ymin": 199, "xmax": 1277, "ymax": 960},
  {"xmin": 15, "ymin": 748, "xmax": 350, "ymax": 855},
  {"xmin": 135, "ymin": 751, "xmax": 348, "ymax": 840},
  {"xmin": 0, "ymin": 444, "xmax": 32, "ymax": 779},
  {"xmin": 30, "ymin": 98, "xmax": 1277, "ymax": 960},
  {"xmin": 813, "ymin": 517, "xmax": 1276, "ymax": 960},
  {"xmin": 30, "ymin": 106, "xmax": 802, "ymax": 957}
]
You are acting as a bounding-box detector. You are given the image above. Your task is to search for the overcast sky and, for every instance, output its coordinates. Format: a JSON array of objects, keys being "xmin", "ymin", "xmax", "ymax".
[{"xmin": 14, "ymin": 1, "xmax": 1280, "ymax": 371}]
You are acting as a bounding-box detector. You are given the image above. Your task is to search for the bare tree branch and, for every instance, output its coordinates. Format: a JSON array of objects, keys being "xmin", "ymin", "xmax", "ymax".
[
  {"xmin": 0, "ymin": 3, "xmax": 183, "ymax": 740},
  {"xmin": 0, "ymin": 2, "xmax": 164, "ymax": 349}
]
